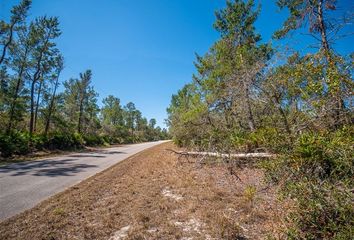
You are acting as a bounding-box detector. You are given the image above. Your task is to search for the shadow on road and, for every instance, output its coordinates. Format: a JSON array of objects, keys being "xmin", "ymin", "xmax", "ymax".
[
  {"xmin": 0, "ymin": 159, "xmax": 98, "ymax": 177},
  {"xmin": 69, "ymin": 154, "xmax": 106, "ymax": 158},
  {"xmin": 102, "ymin": 151, "xmax": 127, "ymax": 154},
  {"xmin": 0, "ymin": 149, "xmax": 128, "ymax": 177},
  {"xmin": 69, "ymin": 151, "xmax": 126, "ymax": 158},
  {"xmin": 85, "ymin": 150, "xmax": 127, "ymax": 155}
]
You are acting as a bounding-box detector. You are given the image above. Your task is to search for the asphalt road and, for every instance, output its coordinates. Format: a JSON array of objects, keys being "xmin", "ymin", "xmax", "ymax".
[{"xmin": 0, "ymin": 141, "xmax": 167, "ymax": 221}]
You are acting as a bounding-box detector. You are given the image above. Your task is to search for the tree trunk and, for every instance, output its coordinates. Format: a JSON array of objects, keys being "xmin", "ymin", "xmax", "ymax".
[
  {"xmin": 245, "ymin": 85, "xmax": 256, "ymax": 131},
  {"xmin": 29, "ymin": 65, "xmax": 42, "ymax": 135},
  {"xmin": 0, "ymin": 23, "xmax": 15, "ymax": 66},
  {"xmin": 317, "ymin": 0, "xmax": 343, "ymax": 128},
  {"xmin": 317, "ymin": 0, "xmax": 330, "ymax": 54},
  {"xmin": 29, "ymin": 80, "xmax": 36, "ymax": 135},
  {"xmin": 274, "ymin": 95, "xmax": 292, "ymax": 135},
  {"xmin": 44, "ymin": 74, "xmax": 60, "ymax": 135},
  {"xmin": 33, "ymin": 78, "xmax": 43, "ymax": 132},
  {"xmin": 239, "ymin": 53, "xmax": 256, "ymax": 131},
  {"xmin": 78, "ymin": 97, "xmax": 84, "ymax": 134},
  {"xmin": 29, "ymin": 28, "xmax": 52, "ymax": 135},
  {"xmin": 7, "ymin": 59, "xmax": 27, "ymax": 134},
  {"xmin": 131, "ymin": 115, "xmax": 134, "ymax": 137}
]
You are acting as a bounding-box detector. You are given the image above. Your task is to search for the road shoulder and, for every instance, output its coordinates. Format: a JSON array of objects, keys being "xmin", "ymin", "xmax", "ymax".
[{"xmin": 0, "ymin": 142, "xmax": 287, "ymax": 239}]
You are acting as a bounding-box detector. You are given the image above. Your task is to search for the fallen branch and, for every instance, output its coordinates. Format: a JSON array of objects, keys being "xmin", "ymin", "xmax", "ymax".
[{"xmin": 166, "ymin": 149, "xmax": 275, "ymax": 158}]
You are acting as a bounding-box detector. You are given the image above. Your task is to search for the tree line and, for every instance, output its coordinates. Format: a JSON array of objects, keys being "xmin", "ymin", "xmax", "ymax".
[
  {"xmin": 0, "ymin": 0, "xmax": 168, "ymax": 157},
  {"xmin": 168, "ymin": 0, "xmax": 353, "ymax": 238}
]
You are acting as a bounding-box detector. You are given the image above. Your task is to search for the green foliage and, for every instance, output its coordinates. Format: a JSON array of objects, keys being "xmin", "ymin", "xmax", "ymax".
[
  {"xmin": 214, "ymin": 0, "xmax": 261, "ymax": 44},
  {"xmin": 286, "ymin": 180, "xmax": 353, "ymax": 240},
  {"xmin": 0, "ymin": 132, "xmax": 85, "ymax": 157},
  {"xmin": 0, "ymin": 132, "xmax": 30, "ymax": 157},
  {"xmin": 0, "ymin": 131, "xmax": 132, "ymax": 157},
  {"xmin": 262, "ymin": 127, "xmax": 353, "ymax": 184},
  {"xmin": 243, "ymin": 185, "xmax": 257, "ymax": 204},
  {"xmin": 246, "ymin": 127, "xmax": 291, "ymax": 152},
  {"xmin": 274, "ymin": 0, "xmax": 337, "ymax": 41},
  {"xmin": 46, "ymin": 132, "xmax": 84, "ymax": 150},
  {"xmin": 261, "ymin": 127, "xmax": 353, "ymax": 239},
  {"xmin": 290, "ymin": 128, "xmax": 352, "ymax": 181},
  {"xmin": 82, "ymin": 135, "xmax": 106, "ymax": 146},
  {"xmin": 168, "ymin": 0, "xmax": 353, "ymax": 238}
]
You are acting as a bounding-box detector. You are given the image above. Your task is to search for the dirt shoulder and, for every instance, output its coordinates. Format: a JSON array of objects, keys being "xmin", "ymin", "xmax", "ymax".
[{"xmin": 0, "ymin": 142, "xmax": 286, "ymax": 239}]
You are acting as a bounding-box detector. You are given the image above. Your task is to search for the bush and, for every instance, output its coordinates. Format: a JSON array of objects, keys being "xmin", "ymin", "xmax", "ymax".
[
  {"xmin": 289, "ymin": 127, "xmax": 353, "ymax": 181},
  {"xmin": 262, "ymin": 126, "xmax": 354, "ymax": 239},
  {"xmin": 286, "ymin": 180, "xmax": 353, "ymax": 239},
  {"xmin": 46, "ymin": 132, "xmax": 84, "ymax": 150},
  {"xmin": 0, "ymin": 132, "xmax": 31, "ymax": 157},
  {"xmin": 0, "ymin": 131, "xmax": 122, "ymax": 157},
  {"xmin": 229, "ymin": 127, "xmax": 292, "ymax": 153},
  {"xmin": 82, "ymin": 135, "xmax": 107, "ymax": 146},
  {"xmin": 31, "ymin": 134, "xmax": 48, "ymax": 150},
  {"xmin": 0, "ymin": 129, "xmax": 162, "ymax": 158}
]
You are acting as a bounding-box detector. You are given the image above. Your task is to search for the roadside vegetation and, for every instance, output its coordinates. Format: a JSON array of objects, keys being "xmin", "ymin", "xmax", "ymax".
[
  {"xmin": 167, "ymin": 0, "xmax": 353, "ymax": 239},
  {"xmin": 0, "ymin": 1, "xmax": 169, "ymax": 158}
]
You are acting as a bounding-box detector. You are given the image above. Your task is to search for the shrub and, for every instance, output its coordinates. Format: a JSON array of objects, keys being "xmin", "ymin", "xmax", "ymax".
[
  {"xmin": 243, "ymin": 185, "xmax": 257, "ymax": 207},
  {"xmin": 83, "ymin": 135, "xmax": 107, "ymax": 146},
  {"xmin": 262, "ymin": 126, "xmax": 354, "ymax": 239},
  {"xmin": 31, "ymin": 134, "xmax": 48, "ymax": 150},
  {"xmin": 286, "ymin": 180, "xmax": 353, "ymax": 239},
  {"xmin": 289, "ymin": 128, "xmax": 353, "ymax": 181},
  {"xmin": 0, "ymin": 132, "xmax": 31, "ymax": 157},
  {"xmin": 0, "ymin": 131, "xmax": 125, "ymax": 158},
  {"xmin": 230, "ymin": 127, "xmax": 292, "ymax": 153},
  {"xmin": 46, "ymin": 132, "xmax": 84, "ymax": 150}
]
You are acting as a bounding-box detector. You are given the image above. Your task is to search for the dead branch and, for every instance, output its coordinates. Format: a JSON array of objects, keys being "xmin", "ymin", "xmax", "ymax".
[
  {"xmin": 165, "ymin": 148, "xmax": 192, "ymax": 163},
  {"xmin": 166, "ymin": 149, "xmax": 276, "ymax": 158}
]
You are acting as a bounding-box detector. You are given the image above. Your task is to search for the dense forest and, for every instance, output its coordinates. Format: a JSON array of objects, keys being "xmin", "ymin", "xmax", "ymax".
[
  {"xmin": 0, "ymin": 0, "xmax": 169, "ymax": 157},
  {"xmin": 168, "ymin": 0, "xmax": 353, "ymax": 239}
]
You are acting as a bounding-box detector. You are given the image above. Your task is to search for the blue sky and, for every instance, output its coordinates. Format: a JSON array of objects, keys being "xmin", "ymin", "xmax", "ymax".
[{"xmin": 1, "ymin": 0, "xmax": 353, "ymax": 127}]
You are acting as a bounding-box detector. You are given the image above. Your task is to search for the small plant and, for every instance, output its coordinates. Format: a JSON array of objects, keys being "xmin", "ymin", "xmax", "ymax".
[
  {"xmin": 216, "ymin": 213, "xmax": 244, "ymax": 239},
  {"xmin": 52, "ymin": 207, "xmax": 65, "ymax": 216},
  {"xmin": 243, "ymin": 185, "xmax": 257, "ymax": 207}
]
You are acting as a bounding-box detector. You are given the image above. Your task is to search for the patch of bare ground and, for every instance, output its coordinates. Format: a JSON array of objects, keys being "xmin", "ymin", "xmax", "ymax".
[{"xmin": 0, "ymin": 142, "xmax": 288, "ymax": 239}]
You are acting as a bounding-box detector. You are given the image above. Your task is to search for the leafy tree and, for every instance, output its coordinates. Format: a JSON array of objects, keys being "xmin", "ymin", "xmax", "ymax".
[
  {"xmin": 62, "ymin": 70, "xmax": 99, "ymax": 134},
  {"xmin": 5, "ymin": 25, "xmax": 31, "ymax": 133},
  {"xmin": 149, "ymin": 118, "xmax": 156, "ymax": 129},
  {"xmin": 214, "ymin": 0, "xmax": 272, "ymax": 131},
  {"xmin": 102, "ymin": 95, "xmax": 124, "ymax": 126},
  {"xmin": 1, "ymin": 1, "xmax": 32, "ymax": 133},
  {"xmin": 124, "ymin": 102, "xmax": 137, "ymax": 136},
  {"xmin": 44, "ymin": 54, "xmax": 64, "ymax": 135},
  {"xmin": 275, "ymin": 0, "xmax": 352, "ymax": 129},
  {"xmin": 28, "ymin": 16, "xmax": 61, "ymax": 135},
  {"xmin": 0, "ymin": 0, "xmax": 31, "ymax": 66},
  {"xmin": 274, "ymin": 0, "xmax": 337, "ymax": 52}
]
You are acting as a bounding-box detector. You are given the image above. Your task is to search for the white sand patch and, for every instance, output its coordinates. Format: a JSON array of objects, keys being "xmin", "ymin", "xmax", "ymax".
[
  {"xmin": 174, "ymin": 218, "xmax": 203, "ymax": 233},
  {"xmin": 162, "ymin": 188, "xmax": 183, "ymax": 201},
  {"xmin": 109, "ymin": 225, "xmax": 131, "ymax": 240},
  {"xmin": 147, "ymin": 227, "xmax": 158, "ymax": 233}
]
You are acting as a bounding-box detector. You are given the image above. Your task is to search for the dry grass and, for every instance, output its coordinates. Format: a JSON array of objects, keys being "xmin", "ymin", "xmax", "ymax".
[{"xmin": 0, "ymin": 142, "xmax": 288, "ymax": 239}]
